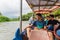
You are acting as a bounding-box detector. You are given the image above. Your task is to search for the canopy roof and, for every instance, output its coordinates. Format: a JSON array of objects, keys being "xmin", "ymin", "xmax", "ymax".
[{"xmin": 26, "ymin": 0, "xmax": 60, "ymax": 14}]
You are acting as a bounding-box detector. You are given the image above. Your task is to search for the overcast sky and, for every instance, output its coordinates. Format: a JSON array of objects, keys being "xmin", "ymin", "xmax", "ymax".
[{"xmin": 0, "ymin": 0, "xmax": 32, "ymax": 18}]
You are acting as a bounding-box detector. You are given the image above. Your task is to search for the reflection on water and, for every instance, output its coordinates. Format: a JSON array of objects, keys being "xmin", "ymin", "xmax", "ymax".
[{"xmin": 0, "ymin": 21, "xmax": 28, "ymax": 40}]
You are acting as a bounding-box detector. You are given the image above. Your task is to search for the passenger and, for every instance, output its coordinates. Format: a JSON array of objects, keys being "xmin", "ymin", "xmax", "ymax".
[
  {"xmin": 44, "ymin": 16, "xmax": 51, "ymax": 30},
  {"xmin": 44, "ymin": 16, "xmax": 54, "ymax": 40},
  {"xmin": 24, "ymin": 16, "xmax": 36, "ymax": 30},
  {"xmin": 47, "ymin": 15, "xmax": 60, "ymax": 31},
  {"xmin": 29, "ymin": 16, "xmax": 36, "ymax": 25},
  {"xmin": 47, "ymin": 15, "xmax": 60, "ymax": 40},
  {"xmin": 26, "ymin": 13, "xmax": 46, "ymax": 38},
  {"xmin": 45, "ymin": 16, "xmax": 51, "ymax": 26},
  {"xmin": 13, "ymin": 15, "xmax": 36, "ymax": 40}
]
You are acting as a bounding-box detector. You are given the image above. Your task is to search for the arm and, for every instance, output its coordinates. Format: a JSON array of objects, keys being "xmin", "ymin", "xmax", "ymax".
[
  {"xmin": 44, "ymin": 21, "xmax": 47, "ymax": 30},
  {"xmin": 54, "ymin": 31, "xmax": 60, "ymax": 39},
  {"xmin": 44, "ymin": 26, "xmax": 47, "ymax": 30},
  {"xmin": 24, "ymin": 24, "xmax": 32, "ymax": 30},
  {"xmin": 54, "ymin": 25, "xmax": 60, "ymax": 39}
]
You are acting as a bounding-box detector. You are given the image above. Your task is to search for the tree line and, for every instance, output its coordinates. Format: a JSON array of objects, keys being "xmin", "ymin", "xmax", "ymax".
[
  {"xmin": 0, "ymin": 8, "xmax": 60, "ymax": 22},
  {"xmin": 0, "ymin": 13, "xmax": 20, "ymax": 22}
]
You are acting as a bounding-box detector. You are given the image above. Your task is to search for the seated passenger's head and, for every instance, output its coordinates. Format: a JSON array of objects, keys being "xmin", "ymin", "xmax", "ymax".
[
  {"xmin": 36, "ymin": 13, "xmax": 43, "ymax": 21},
  {"xmin": 49, "ymin": 15, "xmax": 54, "ymax": 20},
  {"xmin": 46, "ymin": 16, "xmax": 51, "ymax": 20}
]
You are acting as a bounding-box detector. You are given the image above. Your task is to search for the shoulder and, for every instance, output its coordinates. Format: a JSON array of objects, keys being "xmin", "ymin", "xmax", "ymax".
[
  {"xmin": 33, "ymin": 20, "xmax": 37, "ymax": 23},
  {"xmin": 48, "ymin": 20, "xmax": 51, "ymax": 22},
  {"xmin": 33, "ymin": 20, "xmax": 39, "ymax": 24},
  {"xmin": 53, "ymin": 20, "xmax": 57, "ymax": 21},
  {"xmin": 53, "ymin": 20, "xmax": 59, "ymax": 22}
]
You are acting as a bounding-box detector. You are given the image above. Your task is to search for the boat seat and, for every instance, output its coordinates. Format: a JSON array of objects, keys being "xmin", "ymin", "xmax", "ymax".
[{"xmin": 29, "ymin": 29, "xmax": 50, "ymax": 40}]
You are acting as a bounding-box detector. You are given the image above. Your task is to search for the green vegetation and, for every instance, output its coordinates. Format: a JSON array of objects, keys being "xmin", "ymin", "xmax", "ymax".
[
  {"xmin": 10, "ymin": 18, "xmax": 20, "ymax": 21},
  {"xmin": 0, "ymin": 12, "xmax": 10, "ymax": 22},
  {"xmin": 0, "ymin": 8, "xmax": 60, "ymax": 22},
  {"xmin": 0, "ymin": 12, "xmax": 20, "ymax": 22},
  {"xmin": 0, "ymin": 16, "xmax": 10, "ymax": 22},
  {"xmin": 0, "ymin": 12, "xmax": 33, "ymax": 22},
  {"xmin": 22, "ymin": 12, "xmax": 33, "ymax": 21},
  {"xmin": 0, "ymin": 13, "xmax": 2, "ymax": 15},
  {"xmin": 41, "ymin": 8, "xmax": 60, "ymax": 18},
  {"xmin": 52, "ymin": 8, "xmax": 60, "ymax": 17}
]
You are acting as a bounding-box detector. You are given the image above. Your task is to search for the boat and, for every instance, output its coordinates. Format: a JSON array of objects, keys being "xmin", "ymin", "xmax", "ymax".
[{"xmin": 13, "ymin": 0, "xmax": 60, "ymax": 40}]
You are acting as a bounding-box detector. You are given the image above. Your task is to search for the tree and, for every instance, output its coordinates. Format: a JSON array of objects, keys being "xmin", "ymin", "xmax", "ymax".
[
  {"xmin": 10, "ymin": 18, "xmax": 20, "ymax": 21},
  {"xmin": 22, "ymin": 12, "xmax": 33, "ymax": 21},
  {"xmin": 0, "ymin": 12, "xmax": 2, "ymax": 15},
  {"xmin": 0, "ymin": 16, "xmax": 10, "ymax": 22},
  {"xmin": 52, "ymin": 8, "xmax": 60, "ymax": 17}
]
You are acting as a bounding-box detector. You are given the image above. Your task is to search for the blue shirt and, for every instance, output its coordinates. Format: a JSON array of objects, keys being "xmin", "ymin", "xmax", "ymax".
[
  {"xmin": 33, "ymin": 20, "xmax": 46, "ymax": 29},
  {"xmin": 45, "ymin": 20, "xmax": 48, "ymax": 25}
]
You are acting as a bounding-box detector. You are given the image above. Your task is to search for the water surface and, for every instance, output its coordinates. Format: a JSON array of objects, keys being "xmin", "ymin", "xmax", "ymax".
[{"xmin": 0, "ymin": 21, "xmax": 28, "ymax": 40}]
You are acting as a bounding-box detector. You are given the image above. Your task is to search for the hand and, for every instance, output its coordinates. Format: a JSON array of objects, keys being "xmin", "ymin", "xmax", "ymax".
[
  {"xmin": 44, "ymin": 26, "xmax": 47, "ymax": 30},
  {"xmin": 24, "ymin": 25, "xmax": 32, "ymax": 30}
]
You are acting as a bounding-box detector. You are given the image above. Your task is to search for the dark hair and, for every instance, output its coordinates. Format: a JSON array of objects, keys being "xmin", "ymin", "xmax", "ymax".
[
  {"xmin": 36, "ymin": 13, "xmax": 42, "ymax": 17},
  {"xmin": 50, "ymin": 15, "xmax": 54, "ymax": 18}
]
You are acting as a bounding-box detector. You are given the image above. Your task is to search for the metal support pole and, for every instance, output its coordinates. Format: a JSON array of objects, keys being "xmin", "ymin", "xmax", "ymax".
[{"xmin": 20, "ymin": 0, "xmax": 22, "ymax": 33}]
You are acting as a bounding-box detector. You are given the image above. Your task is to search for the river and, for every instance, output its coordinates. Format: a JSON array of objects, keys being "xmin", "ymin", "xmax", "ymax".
[{"xmin": 0, "ymin": 21, "xmax": 28, "ymax": 40}]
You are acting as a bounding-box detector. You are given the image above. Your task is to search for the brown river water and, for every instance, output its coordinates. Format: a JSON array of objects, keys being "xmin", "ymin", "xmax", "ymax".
[{"xmin": 0, "ymin": 21, "xmax": 28, "ymax": 40}]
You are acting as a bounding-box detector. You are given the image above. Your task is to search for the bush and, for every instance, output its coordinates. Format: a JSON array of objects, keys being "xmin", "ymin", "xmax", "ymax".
[
  {"xmin": 52, "ymin": 8, "xmax": 60, "ymax": 17},
  {"xmin": 10, "ymin": 18, "xmax": 20, "ymax": 21},
  {"xmin": 0, "ymin": 16, "xmax": 10, "ymax": 22},
  {"xmin": 22, "ymin": 12, "xmax": 33, "ymax": 21}
]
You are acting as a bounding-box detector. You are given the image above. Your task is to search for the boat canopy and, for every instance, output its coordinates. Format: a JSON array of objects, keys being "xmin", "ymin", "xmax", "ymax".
[{"xmin": 26, "ymin": 0, "xmax": 60, "ymax": 14}]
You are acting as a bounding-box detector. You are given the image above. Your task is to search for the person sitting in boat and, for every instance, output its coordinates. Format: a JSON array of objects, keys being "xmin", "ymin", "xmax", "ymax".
[
  {"xmin": 28, "ymin": 15, "xmax": 36, "ymax": 25},
  {"xmin": 47, "ymin": 15, "xmax": 60, "ymax": 32},
  {"xmin": 26, "ymin": 13, "xmax": 46, "ymax": 38},
  {"xmin": 24, "ymin": 15, "xmax": 36, "ymax": 30},
  {"xmin": 45, "ymin": 15, "xmax": 60, "ymax": 40},
  {"xmin": 45, "ymin": 16, "xmax": 51, "ymax": 26},
  {"xmin": 13, "ymin": 15, "xmax": 36, "ymax": 40}
]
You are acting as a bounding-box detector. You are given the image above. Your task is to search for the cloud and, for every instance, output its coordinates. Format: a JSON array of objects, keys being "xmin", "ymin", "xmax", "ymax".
[
  {"xmin": 0, "ymin": 0, "xmax": 32, "ymax": 18},
  {"xmin": 0, "ymin": 0, "xmax": 20, "ymax": 18}
]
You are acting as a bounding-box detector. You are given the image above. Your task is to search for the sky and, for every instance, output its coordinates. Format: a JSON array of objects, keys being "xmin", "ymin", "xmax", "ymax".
[{"xmin": 0, "ymin": 0, "xmax": 32, "ymax": 18}]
